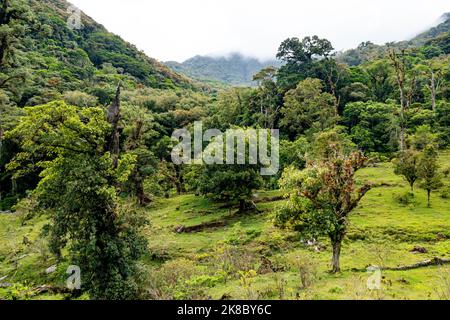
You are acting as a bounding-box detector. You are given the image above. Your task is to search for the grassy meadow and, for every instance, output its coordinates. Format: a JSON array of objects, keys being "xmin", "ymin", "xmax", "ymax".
[{"xmin": 1, "ymin": 151, "xmax": 449, "ymax": 300}]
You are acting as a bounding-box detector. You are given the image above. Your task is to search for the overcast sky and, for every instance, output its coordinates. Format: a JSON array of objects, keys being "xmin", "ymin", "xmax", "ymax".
[{"xmin": 68, "ymin": 0, "xmax": 449, "ymax": 62}]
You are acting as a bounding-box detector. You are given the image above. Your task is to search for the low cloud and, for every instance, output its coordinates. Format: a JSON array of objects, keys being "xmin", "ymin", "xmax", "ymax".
[{"xmin": 69, "ymin": 0, "xmax": 449, "ymax": 62}]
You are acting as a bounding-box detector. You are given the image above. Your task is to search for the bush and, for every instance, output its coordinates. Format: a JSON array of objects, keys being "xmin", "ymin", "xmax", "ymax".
[
  {"xmin": 440, "ymin": 187, "xmax": 449, "ymax": 199},
  {"xmin": 393, "ymin": 191, "xmax": 415, "ymax": 206},
  {"xmin": 63, "ymin": 91, "xmax": 98, "ymax": 107},
  {"xmin": 173, "ymin": 273, "xmax": 225, "ymax": 300},
  {"xmin": 367, "ymin": 152, "xmax": 389, "ymax": 164},
  {"xmin": 225, "ymin": 223, "xmax": 261, "ymax": 245},
  {"xmin": 0, "ymin": 283, "xmax": 33, "ymax": 300},
  {"xmin": 238, "ymin": 270, "xmax": 258, "ymax": 299},
  {"xmin": 258, "ymin": 229, "xmax": 286, "ymax": 251},
  {"xmin": 175, "ymin": 273, "xmax": 226, "ymax": 299},
  {"xmin": 213, "ymin": 243, "xmax": 258, "ymax": 277},
  {"xmin": 435, "ymin": 267, "xmax": 450, "ymax": 300},
  {"xmin": 145, "ymin": 258, "xmax": 226, "ymax": 300},
  {"xmin": 12, "ymin": 195, "xmax": 38, "ymax": 225},
  {"xmin": 443, "ymin": 166, "xmax": 450, "ymax": 178},
  {"xmin": 288, "ymin": 255, "xmax": 318, "ymax": 289},
  {"xmin": 146, "ymin": 258, "xmax": 200, "ymax": 300},
  {"xmin": 0, "ymin": 195, "xmax": 19, "ymax": 211}
]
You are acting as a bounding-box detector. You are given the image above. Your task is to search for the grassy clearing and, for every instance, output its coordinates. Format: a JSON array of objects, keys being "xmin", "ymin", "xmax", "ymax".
[{"xmin": 1, "ymin": 151, "xmax": 449, "ymax": 299}]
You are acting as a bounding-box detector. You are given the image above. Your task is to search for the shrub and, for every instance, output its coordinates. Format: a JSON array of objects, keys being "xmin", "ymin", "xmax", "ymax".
[
  {"xmin": 435, "ymin": 267, "xmax": 450, "ymax": 300},
  {"xmin": 258, "ymin": 229, "xmax": 286, "ymax": 251},
  {"xmin": 238, "ymin": 270, "xmax": 258, "ymax": 299},
  {"xmin": 213, "ymin": 243, "xmax": 258, "ymax": 277},
  {"xmin": 440, "ymin": 187, "xmax": 449, "ymax": 199},
  {"xmin": 0, "ymin": 195, "xmax": 19, "ymax": 211},
  {"xmin": 225, "ymin": 222, "xmax": 261, "ymax": 245},
  {"xmin": 443, "ymin": 166, "xmax": 450, "ymax": 178},
  {"xmin": 146, "ymin": 258, "xmax": 200, "ymax": 300},
  {"xmin": 174, "ymin": 273, "xmax": 225, "ymax": 300},
  {"xmin": 393, "ymin": 191, "xmax": 415, "ymax": 206},
  {"xmin": 289, "ymin": 255, "xmax": 318, "ymax": 289},
  {"xmin": 367, "ymin": 152, "xmax": 389, "ymax": 164},
  {"xmin": 12, "ymin": 195, "xmax": 38, "ymax": 225},
  {"xmin": 329, "ymin": 286, "xmax": 343, "ymax": 294},
  {"xmin": 63, "ymin": 91, "xmax": 98, "ymax": 107},
  {"xmin": 0, "ymin": 283, "xmax": 33, "ymax": 300}
]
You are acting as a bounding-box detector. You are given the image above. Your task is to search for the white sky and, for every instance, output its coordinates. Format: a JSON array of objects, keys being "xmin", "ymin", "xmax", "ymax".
[{"xmin": 68, "ymin": 0, "xmax": 449, "ymax": 62}]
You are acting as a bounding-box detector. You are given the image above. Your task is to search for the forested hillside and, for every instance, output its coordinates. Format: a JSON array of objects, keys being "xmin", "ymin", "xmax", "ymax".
[
  {"xmin": 0, "ymin": 0, "xmax": 210, "ymax": 210},
  {"xmin": 338, "ymin": 12, "xmax": 450, "ymax": 66},
  {"xmin": 165, "ymin": 53, "xmax": 281, "ymax": 86},
  {"xmin": 0, "ymin": 0, "xmax": 449, "ymax": 300},
  {"xmin": 1, "ymin": 0, "xmax": 195, "ymax": 108}
]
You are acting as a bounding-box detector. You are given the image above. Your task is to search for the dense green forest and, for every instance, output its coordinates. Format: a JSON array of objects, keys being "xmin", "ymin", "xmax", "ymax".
[{"xmin": 0, "ymin": 0, "xmax": 449, "ymax": 300}]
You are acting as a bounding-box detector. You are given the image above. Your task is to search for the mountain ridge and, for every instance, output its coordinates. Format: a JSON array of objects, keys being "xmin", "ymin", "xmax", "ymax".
[
  {"xmin": 165, "ymin": 53, "xmax": 281, "ymax": 87},
  {"xmin": 167, "ymin": 13, "xmax": 450, "ymax": 82},
  {"xmin": 36, "ymin": 0, "xmax": 195, "ymax": 90},
  {"xmin": 336, "ymin": 12, "xmax": 450, "ymax": 66}
]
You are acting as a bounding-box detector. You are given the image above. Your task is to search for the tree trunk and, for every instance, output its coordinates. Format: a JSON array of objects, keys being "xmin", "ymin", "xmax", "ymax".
[
  {"xmin": 238, "ymin": 199, "xmax": 256, "ymax": 212},
  {"xmin": 175, "ymin": 183, "xmax": 182, "ymax": 195},
  {"xmin": 134, "ymin": 172, "xmax": 150, "ymax": 206},
  {"xmin": 107, "ymin": 85, "xmax": 122, "ymax": 169},
  {"xmin": 331, "ymin": 240, "xmax": 341, "ymax": 273},
  {"xmin": 0, "ymin": 0, "xmax": 10, "ymax": 67},
  {"xmin": 406, "ymin": 74, "xmax": 416, "ymax": 109},
  {"xmin": 174, "ymin": 165, "xmax": 184, "ymax": 195},
  {"xmin": 388, "ymin": 49, "xmax": 407, "ymax": 152},
  {"xmin": 239, "ymin": 199, "xmax": 245, "ymax": 212},
  {"xmin": 0, "ymin": 126, "xmax": 4, "ymax": 152},
  {"xmin": 399, "ymin": 86, "xmax": 406, "ymax": 152},
  {"xmin": 136, "ymin": 180, "xmax": 145, "ymax": 205},
  {"xmin": 430, "ymin": 72, "xmax": 436, "ymax": 112},
  {"xmin": 11, "ymin": 178, "xmax": 17, "ymax": 195}
]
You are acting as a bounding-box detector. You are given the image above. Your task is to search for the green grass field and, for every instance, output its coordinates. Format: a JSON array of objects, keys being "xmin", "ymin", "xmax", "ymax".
[{"xmin": 1, "ymin": 151, "xmax": 449, "ymax": 300}]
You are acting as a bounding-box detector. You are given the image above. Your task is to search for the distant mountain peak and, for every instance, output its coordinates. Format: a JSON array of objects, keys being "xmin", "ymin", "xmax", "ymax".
[
  {"xmin": 411, "ymin": 12, "xmax": 450, "ymax": 44},
  {"xmin": 165, "ymin": 54, "xmax": 281, "ymax": 87},
  {"xmin": 440, "ymin": 12, "xmax": 450, "ymax": 21}
]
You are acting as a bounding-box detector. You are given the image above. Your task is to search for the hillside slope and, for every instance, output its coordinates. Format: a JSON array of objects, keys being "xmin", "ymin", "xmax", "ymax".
[
  {"xmin": 52, "ymin": 0, "xmax": 194, "ymax": 88},
  {"xmin": 7, "ymin": 0, "xmax": 195, "ymax": 108},
  {"xmin": 338, "ymin": 13, "xmax": 450, "ymax": 66},
  {"xmin": 1, "ymin": 151, "xmax": 449, "ymax": 299},
  {"xmin": 411, "ymin": 13, "xmax": 450, "ymax": 45}
]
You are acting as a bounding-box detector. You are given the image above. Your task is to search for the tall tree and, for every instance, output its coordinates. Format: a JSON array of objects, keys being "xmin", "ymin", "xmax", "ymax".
[
  {"xmin": 196, "ymin": 128, "xmax": 263, "ymax": 211},
  {"xmin": 417, "ymin": 145, "xmax": 443, "ymax": 207},
  {"xmin": 276, "ymin": 36, "xmax": 334, "ymax": 90},
  {"xmin": 417, "ymin": 57, "xmax": 447, "ymax": 112},
  {"xmin": 277, "ymin": 149, "xmax": 371, "ymax": 273},
  {"xmin": 364, "ymin": 59, "xmax": 394, "ymax": 103},
  {"xmin": 251, "ymin": 66, "xmax": 282, "ymax": 128},
  {"xmin": 107, "ymin": 85, "xmax": 122, "ymax": 169},
  {"xmin": 313, "ymin": 58, "xmax": 350, "ymax": 115},
  {"xmin": 280, "ymin": 78, "xmax": 337, "ymax": 139},
  {"xmin": 6, "ymin": 100, "xmax": 147, "ymax": 299},
  {"xmin": 388, "ymin": 49, "xmax": 416, "ymax": 151},
  {"xmin": 342, "ymin": 101, "xmax": 399, "ymax": 153},
  {"xmin": 122, "ymin": 104, "xmax": 157, "ymax": 205},
  {"xmin": 394, "ymin": 149, "xmax": 420, "ymax": 192}
]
